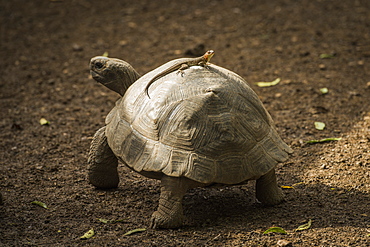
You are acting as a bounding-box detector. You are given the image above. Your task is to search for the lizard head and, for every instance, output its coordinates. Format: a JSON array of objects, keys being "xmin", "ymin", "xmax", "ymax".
[{"xmin": 203, "ymin": 50, "xmax": 215, "ymax": 62}]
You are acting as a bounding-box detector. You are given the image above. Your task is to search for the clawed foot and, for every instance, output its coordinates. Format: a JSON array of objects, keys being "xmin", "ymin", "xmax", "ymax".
[
  {"xmin": 176, "ymin": 69, "xmax": 186, "ymax": 77},
  {"xmin": 256, "ymin": 190, "xmax": 285, "ymax": 206},
  {"xmin": 150, "ymin": 210, "xmax": 184, "ymax": 229}
]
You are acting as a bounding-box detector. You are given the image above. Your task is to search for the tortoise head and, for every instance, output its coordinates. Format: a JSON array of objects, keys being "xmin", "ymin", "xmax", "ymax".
[{"xmin": 90, "ymin": 56, "xmax": 140, "ymax": 96}]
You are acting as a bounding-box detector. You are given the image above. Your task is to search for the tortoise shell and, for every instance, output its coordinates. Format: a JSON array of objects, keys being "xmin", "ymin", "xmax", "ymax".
[{"xmin": 105, "ymin": 59, "xmax": 292, "ymax": 184}]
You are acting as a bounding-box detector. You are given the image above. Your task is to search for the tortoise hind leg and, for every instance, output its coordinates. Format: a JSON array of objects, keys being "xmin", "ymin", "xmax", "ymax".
[
  {"xmin": 88, "ymin": 126, "xmax": 119, "ymax": 189},
  {"xmin": 150, "ymin": 176, "xmax": 200, "ymax": 229},
  {"xmin": 255, "ymin": 168, "xmax": 284, "ymax": 205}
]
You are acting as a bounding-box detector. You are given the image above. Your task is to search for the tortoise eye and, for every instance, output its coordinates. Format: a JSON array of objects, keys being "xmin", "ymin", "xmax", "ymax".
[{"xmin": 95, "ymin": 61, "xmax": 104, "ymax": 69}]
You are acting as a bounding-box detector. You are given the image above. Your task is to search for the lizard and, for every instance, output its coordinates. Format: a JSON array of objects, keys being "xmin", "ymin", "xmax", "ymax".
[{"xmin": 145, "ymin": 50, "xmax": 215, "ymax": 98}]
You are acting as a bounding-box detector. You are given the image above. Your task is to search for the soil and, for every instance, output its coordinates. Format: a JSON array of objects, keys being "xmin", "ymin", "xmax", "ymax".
[{"xmin": 1, "ymin": 0, "xmax": 369, "ymax": 246}]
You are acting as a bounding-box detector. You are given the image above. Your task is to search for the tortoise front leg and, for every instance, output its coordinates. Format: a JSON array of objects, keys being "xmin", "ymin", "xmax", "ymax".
[
  {"xmin": 150, "ymin": 176, "xmax": 200, "ymax": 229},
  {"xmin": 255, "ymin": 168, "xmax": 284, "ymax": 205},
  {"xmin": 88, "ymin": 126, "xmax": 119, "ymax": 189}
]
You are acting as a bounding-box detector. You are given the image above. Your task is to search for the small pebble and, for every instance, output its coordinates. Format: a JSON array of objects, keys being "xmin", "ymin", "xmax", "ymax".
[
  {"xmin": 128, "ymin": 22, "xmax": 137, "ymax": 28},
  {"xmin": 291, "ymin": 36, "xmax": 298, "ymax": 42},
  {"xmin": 277, "ymin": 239, "xmax": 292, "ymax": 247},
  {"xmin": 319, "ymin": 64, "xmax": 326, "ymax": 70},
  {"xmin": 275, "ymin": 46, "xmax": 283, "ymax": 53},
  {"xmin": 72, "ymin": 43, "xmax": 83, "ymax": 51},
  {"xmin": 118, "ymin": 40, "xmax": 128, "ymax": 47},
  {"xmin": 275, "ymin": 93, "xmax": 282, "ymax": 98}
]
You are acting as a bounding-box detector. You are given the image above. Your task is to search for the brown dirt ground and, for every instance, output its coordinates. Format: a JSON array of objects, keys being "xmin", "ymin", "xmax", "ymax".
[{"xmin": 1, "ymin": 0, "xmax": 369, "ymax": 246}]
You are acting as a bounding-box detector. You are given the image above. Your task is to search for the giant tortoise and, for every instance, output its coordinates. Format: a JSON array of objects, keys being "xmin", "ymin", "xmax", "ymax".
[{"xmin": 87, "ymin": 52, "xmax": 292, "ymax": 228}]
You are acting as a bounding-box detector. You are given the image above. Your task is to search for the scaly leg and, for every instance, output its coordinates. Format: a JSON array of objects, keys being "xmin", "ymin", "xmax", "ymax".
[
  {"xmin": 88, "ymin": 126, "xmax": 119, "ymax": 189},
  {"xmin": 176, "ymin": 64, "xmax": 189, "ymax": 77},
  {"xmin": 150, "ymin": 176, "xmax": 199, "ymax": 229},
  {"xmin": 255, "ymin": 168, "xmax": 284, "ymax": 205}
]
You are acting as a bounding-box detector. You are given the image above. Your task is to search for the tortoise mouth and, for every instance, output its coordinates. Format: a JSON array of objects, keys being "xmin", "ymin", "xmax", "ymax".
[
  {"xmin": 91, "ymin": 70, "xmax": 104, "ymax": 83},
  {"xmin": 91, "ymin": 70, "xmax": 115, "ymax": 86}
]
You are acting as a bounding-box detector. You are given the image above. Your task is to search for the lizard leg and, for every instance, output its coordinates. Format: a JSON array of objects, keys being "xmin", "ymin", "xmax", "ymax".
[
  {"xmin": 176, "ymin": 64, "xmax": 189, "ymax": 77},
  {"xmin": 88, "ymin": 126, "xmax": 119, "ymax": 189},
  {"xmin": 198, "ymin": 61, "xmax": 212, "ymax": 68}
]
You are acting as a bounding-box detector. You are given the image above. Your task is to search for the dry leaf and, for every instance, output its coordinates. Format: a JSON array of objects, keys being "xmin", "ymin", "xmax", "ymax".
[
  {"xmin": 320, "ymin": 87, "xmax": 329, "ymax": 94},
  {"xmin": 295, "ymin": 219, "xmax": 312, "ymax": 231},
  {"xmin": 98, "ymin": 218, "xmax": 125, "ymax": 224},
  {"xmin": 255, "ymin": 78, "xmax": 281, "ymax": 87},
  {"xmin": 314, "ymin": 122, "xmax": 326, "ymax": 130},
  {"xmin": 31, "ymin": 201, "xmax": 48, "ymax": 209},
  {"xmin": 80, "ymin": 228, "xmax": 95, "ymax": 239},
  {"xmin": 263, "ymin": 227, "xmax": 287, "ymax": 235},
  {"xmin": 281, "ymin": 185, "xmax": 294, "ymax": 189},
  {"xmin": 123, "ymin": 228, "xmax": 146, "ymax": 236},
  {"xmin": 306, "ymin": 137, "xmax": 342, "ymax": 144},
  {"xmin": 39, "ymin": 118, "xmax": 50, "ymax": 125}
]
